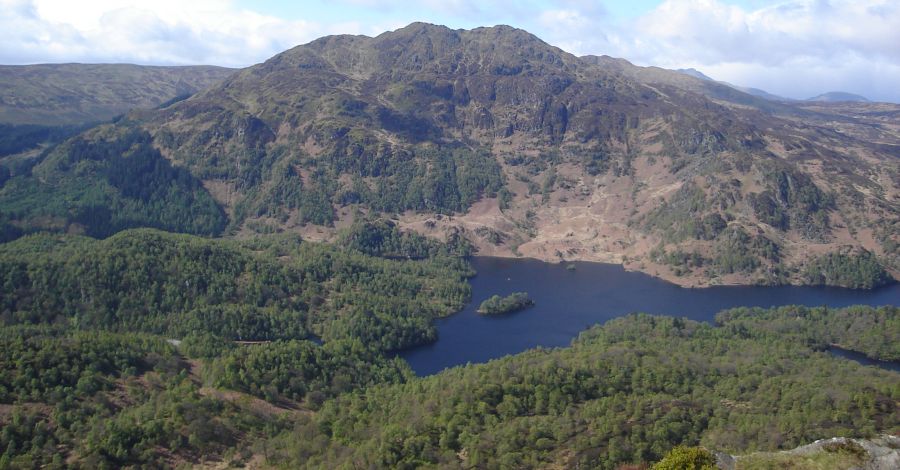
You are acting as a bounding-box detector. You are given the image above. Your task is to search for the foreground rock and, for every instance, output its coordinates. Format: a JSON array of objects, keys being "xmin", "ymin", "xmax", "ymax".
[{"xmin": 718, "ymin": 436, "xmax": 900, "ymax": 470}]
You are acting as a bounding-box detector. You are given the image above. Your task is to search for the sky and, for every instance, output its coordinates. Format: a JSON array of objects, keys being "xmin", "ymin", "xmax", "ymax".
[{"xmin": 1, "ymin": 0, "xmax": 899, "ymax": 102}]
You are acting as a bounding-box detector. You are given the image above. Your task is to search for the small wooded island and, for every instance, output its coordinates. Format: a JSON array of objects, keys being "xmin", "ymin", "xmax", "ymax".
[{"xmin": 477, "ymin": 292, "xmax": 534, "ymax": 315}]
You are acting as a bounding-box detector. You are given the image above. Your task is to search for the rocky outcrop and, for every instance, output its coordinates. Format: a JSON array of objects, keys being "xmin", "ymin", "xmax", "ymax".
[{"xmin": 718, "ymin": 436, "xmax": 900, "ymax": 470}]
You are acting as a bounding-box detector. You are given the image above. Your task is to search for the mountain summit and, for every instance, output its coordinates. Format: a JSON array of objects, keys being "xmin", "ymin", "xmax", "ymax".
[{"xmin": 1, "ymin": 23, "xmax": 897, "ymax": 287}]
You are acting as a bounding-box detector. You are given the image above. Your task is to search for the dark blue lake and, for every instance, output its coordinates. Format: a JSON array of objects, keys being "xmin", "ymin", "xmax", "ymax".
[{"xmin": 399, "ymin": 257, "xmax": 900, "ymax": 375}]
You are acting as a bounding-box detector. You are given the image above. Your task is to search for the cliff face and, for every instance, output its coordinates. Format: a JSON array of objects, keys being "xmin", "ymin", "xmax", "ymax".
[{"xmin": 3, "ymin": 23, "xmax": 898, "ymax": 287}]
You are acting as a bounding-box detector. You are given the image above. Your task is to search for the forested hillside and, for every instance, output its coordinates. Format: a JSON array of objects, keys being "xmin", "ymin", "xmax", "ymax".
[
  {"xmin": 0, "ymin": 229, "xmax": 897, "ymax": 468},
  {"xmin": 0, "ymin": 126, "xmax": 227, "ymax": 240},
  {"xmin": 1, "ymin": 255, "xmax": 896, "ymax": 469},
  {"xmin": 259, "ymin": 306, "xmax": 898, "ymax": 469},
  {"xmin": 0, "ymin": 224, "xmax": 471, "ymax": 351},
  {"xmin": 0, "ymin": 225, "xmax": 471, "ymax": 466}
]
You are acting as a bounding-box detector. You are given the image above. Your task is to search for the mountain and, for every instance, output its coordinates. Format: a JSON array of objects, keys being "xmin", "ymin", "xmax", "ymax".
[
  {"xmin": 676, "ymin": 67, "xmax": 715, "ymax": 81},
  {"xmin": 0, "ymin": 63, "xmax": 236, "ymax": 126},
  {"xmin": 733, "ymin": 85, "xmax": 791, "ymax": 101},
  {"xmin": 675, "ymin": 67, "xmax": 791, "ymax": 101},
  {"xmin": 1, "ymin": 23, "xmax": 897, "ymax": 287},
  {"xmin": 807, "ymin": 91, "xmax": 870, "ymax": 102}
]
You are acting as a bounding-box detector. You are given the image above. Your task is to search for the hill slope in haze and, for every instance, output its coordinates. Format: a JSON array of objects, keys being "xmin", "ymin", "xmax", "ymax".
[
  {"xmin": 808, "ymin": 92, "xmax": 870, "ymax": 103},
  {"xmin": 2, "ymin": 23, "xmax": 897, "ymax": 287},
  {"xmin": 0, "ymin": 64, "xmax": 238, "ymax": 180},
  {"xmin": 675, "ymin": 67, "xmax": 792, "ymax": 102},
  {"xmin": 0, "ymin": 63, "xmax": 236, "ymax": 126}
]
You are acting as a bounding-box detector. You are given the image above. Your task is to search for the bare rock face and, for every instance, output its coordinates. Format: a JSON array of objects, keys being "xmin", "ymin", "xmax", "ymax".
[{"xmin": 3, "ymin": 23, "xmax": 898, "ymax": 287}]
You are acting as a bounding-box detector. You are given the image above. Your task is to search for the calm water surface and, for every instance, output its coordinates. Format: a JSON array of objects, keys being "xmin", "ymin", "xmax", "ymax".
[
  {"xmin": 400, "ymin": 257, "xmax": 900, "ymax": 375},
  {"xmin": 828, "ymin": 347, "xmax": 900, "ymax": 372}
]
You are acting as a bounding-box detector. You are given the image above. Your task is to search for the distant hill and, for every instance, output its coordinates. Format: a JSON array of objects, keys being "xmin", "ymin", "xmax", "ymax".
[
  {"xmin": 0, "ymin": 63, "xmax": 236, "ymax": 125},
  {"xmin": 807, "ymin": 91, "xmax": 870, "ymax": 102},
  {"xmin": 675, "ymin": 67, "xmax": 715, "ymax": 81},
  {"xmin": 678, "ymin": 70, "xmax": 876, "ymax": 105},
  {"xmin": 675, "ymin": 67, "xmax": 791, "ymax": 101},
  {"xmin": 732, "ymin": 85, "xmax": 791, "ymax": 101}
]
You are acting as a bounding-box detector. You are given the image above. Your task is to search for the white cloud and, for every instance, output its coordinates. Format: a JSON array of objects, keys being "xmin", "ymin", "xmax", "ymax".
[
  {"xmin": 0, "ymin": 0, "xmax": 357, "ymax": 66},
  {"xmin": 629, "ymin": 0, "xmax": 900, "ymax": 66},
  {"xmin": 534, "ymin": 0, "xmax": 900, "ymax": 102}
]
